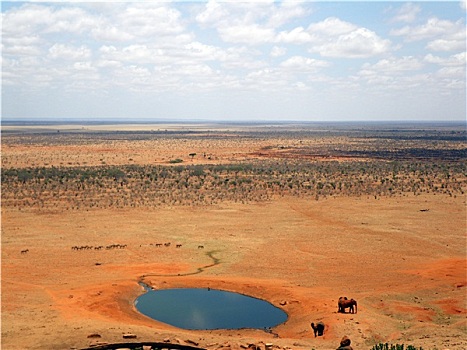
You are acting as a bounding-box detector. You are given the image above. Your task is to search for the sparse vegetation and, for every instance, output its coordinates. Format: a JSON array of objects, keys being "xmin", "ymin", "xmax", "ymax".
[
  {"xmin": 1, "ymin": 160, "xmax": 466, "ymax": 210},
  {"xmin": 2, "ymin": 125, "xmax": 466, "ymax": 211}
]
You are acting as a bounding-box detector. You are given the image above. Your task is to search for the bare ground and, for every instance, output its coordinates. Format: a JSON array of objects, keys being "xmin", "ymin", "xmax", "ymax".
[
  {"xmin": 1, "ymin": 124, "xmax": 466, "ymax": 350},
  {"xmin": 2, "ymin": 195, "xmax": 466, "ymax": 350}
]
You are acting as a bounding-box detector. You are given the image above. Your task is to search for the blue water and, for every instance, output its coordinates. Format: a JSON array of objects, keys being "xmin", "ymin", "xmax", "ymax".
[{"xmin": 135, "ymin": 287, "xmax": 287, "ymax": 330}]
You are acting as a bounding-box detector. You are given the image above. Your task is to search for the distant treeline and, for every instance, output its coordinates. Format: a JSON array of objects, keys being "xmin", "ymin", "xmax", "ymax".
[
  {"xmin": 328, "ymin": 148, "xmax": 466, "ymax": 161},
  {"xmin": 2, "ymin": 160, "xmax": 466, "ymax": 210},
  {"xmin": 2, "ymin": 126, "xmax": 465, "ymax": 143}
]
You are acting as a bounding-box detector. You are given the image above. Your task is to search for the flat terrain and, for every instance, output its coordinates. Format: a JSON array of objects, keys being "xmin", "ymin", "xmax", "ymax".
[{"xmin": 1, "ymin": 122, "xmax": 466, "ymax": 350}]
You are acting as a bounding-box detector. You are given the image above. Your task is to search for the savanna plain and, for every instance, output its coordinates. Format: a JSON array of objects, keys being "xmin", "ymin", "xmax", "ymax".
[{"xmin": 1, "ymin": 122, "xmax": 466, "ymax": 350}]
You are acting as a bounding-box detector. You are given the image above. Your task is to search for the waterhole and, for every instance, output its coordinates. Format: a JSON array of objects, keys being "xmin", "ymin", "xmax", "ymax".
[{"xmin": 135, "ymin": 287, "xmax": 287, "ymax": 330}]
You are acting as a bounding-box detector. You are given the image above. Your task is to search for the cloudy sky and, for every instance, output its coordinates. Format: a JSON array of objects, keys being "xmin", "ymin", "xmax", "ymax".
[{"xmin": 2, "ymin": 1, "xmax": 466, "ymax": 122}]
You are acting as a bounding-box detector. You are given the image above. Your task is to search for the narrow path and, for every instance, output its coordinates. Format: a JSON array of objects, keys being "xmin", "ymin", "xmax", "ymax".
[{"xmin": 138, "ymin": 250, "xmax": 221, "ymax": 285}]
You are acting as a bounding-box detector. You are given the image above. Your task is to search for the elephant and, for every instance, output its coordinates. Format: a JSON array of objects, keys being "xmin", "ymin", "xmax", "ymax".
[
  {"xmin": 310, "ymin": 321, "xmax": 325, "ymax": 337},
  {"xmin": 338, "ymin": 297, "xmax": 357, "ymax": 314},
  {"xmin": 336, "ymin": 335, "xmax": 353, "ymax": 350}
]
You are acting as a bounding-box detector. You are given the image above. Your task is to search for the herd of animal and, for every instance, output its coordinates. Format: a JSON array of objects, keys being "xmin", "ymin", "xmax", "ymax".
[
  {"xmin": 71, "ymin": 244, "xmax": 128, "ymax": 250},
  {"xmin": 20, "ymin": 242, "xmax": 206, "ymax": 254},
  {"xmin": 310, "ymin": 296, "xmax": 357, "ymax": 349}
]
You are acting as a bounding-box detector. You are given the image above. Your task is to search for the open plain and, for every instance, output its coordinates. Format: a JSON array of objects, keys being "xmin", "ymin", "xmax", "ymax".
[{"xmin": 1, "ymin": 122, "xmax": 466, "ymax": 350}]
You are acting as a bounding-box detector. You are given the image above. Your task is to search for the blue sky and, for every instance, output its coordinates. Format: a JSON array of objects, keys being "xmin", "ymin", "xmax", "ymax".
[{"xmin": 2, "ymin": 1, "xmax": 466, "ymax": 121}]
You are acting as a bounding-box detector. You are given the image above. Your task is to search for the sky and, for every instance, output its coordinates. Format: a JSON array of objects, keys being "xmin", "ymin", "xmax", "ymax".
[{"xmin": 2, "ymin": 1, "xmax": 466, "ymax": 122}]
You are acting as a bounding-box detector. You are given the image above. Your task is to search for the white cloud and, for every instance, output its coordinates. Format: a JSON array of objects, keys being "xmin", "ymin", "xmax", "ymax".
[
  {"xmin": 280, "ymin": 56, "xmax": 329, "ymax": 71},
  {"xmin": 435, "ymin": 66, "xmax": 465, "ymax": 79},
  {"xmin": 3, "ymin": 54, "xmax": 79, "ymax": 90},
  {"xmin": 426, "ymin": 38, "xmax": 466, "ymax": 52},
  {"xmin": 357, "ymin": 52, "xmax": 464, "ymax": 97},
  {"xmin": 183, "ymin": 42, "xmax": 224, "ymax": 60},
  {"xmin": 45, "ymin": 7, "xmax": 99, "ymax": 34},
  {"xmin": 270, "ymin": 46, "xmax": 287, "ymax": 57},
  {"xmin": 109, "ymin": 65, "xmax": 153, "ymax": 91},
  {"xmin": 1, "ymin": 4, "xmax": 54, "ymax": 36},
  {"xmin": 195, "ymin": 0, "xmax": 228, "ymax": 26},
  {"xmin": 168, "ymin": 64, "xmax": 216, "ymax": 79},
  {"xmin": 91, "ymin": 25, "xmax": 135, "ymax": 42},
  {"xmin": 424, "ymin": 52, "xmax": 466, "ymax": 66},
  {"xmin": 220, "ymin": 47, "xmax": 267, "ymax": 70},
  {"xmin": 267, "ymin": 0, "xmax": 309, "ymax": 27},
  {"xmin": 390, "ymin": 17, "xmax": 465, "ymax": 42},
  {"xmin": 244, "ymin": 68, "xmax": 289, "ymax": 90},
  {"xmin": 110, "ymin": 45, "xmax": 155, "ymax": 64},
  {"xmin": 73, "ymin": 61, "xmax": 96, "ymax": 72},
  {"xmin": 356, "ymin": 56, "xmax": 428, "ymax": 91},
  {"xmin": 219, "ymin": 24, "xmax": 276, "ymax": 44},
  {"xmin": 357, "ymin": 70, "xmax": 433, "ymax": 91},
  {"xmin": 195, "ymin": 0, "xmax": 308, "ymax": 45},
  {"xmin": 307, "ymin": 17, "xmax": 357, "ymax": 36},
  {"xmin": 276, "ymin": 27, "xmax": 313, "ymax": 44},
  {"xmin": 2, "ymin": 3, "xmax": 188, "ymax": 45},
  {"xmin": 95, "ymin": 59, "xmax": 123, "ymax": 69},
  {"xmin": 126, "ymin": 65, "xmax": 151, "ymax": 78},
  {"xmin": 117, "ymin": 5, "xmax": 185, "ymax": 37},
  {"xmin": 2, "ymin": 43, "xmax": 42, "ymax": 56},
  {"xmin": 98, "ymin": 41, "xmax": 237, "ymax": 70},
  {"xmin": 2, "ymin": 35, "xmax": 42, "ymax": 46},
  {"xmin": 391, "ymin": 17, "xmax": 466, "ymax": 52},
  {"xmin": 2, "ymin": 1, "xmax": 465, "ymax": 121},
  {"xmin": 309, "ymin": 28, "xmax": 392, "ymax": 58},
  {"xmin": 277, "ymin": 17, "xmax": 392, "ymax": 58},
  {"xmin": 48, "ymin": 44, "xmax": 91, "ymax": 60},
  {"xmin": 391, "ymin": 3, "xmax": 421, "ymax": 23},
  {"xmin": 98, "ymin": 43, "xmax": 191, "ymax": 66},
  {"xmin": 362, "ymin": 56, "xmax": 423, "ymax": 74}
]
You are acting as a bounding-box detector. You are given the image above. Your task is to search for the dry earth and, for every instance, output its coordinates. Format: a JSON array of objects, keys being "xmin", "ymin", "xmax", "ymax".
[{"xmin": 1, "ymin": 124, "xmax": 466, "ymax": 350}]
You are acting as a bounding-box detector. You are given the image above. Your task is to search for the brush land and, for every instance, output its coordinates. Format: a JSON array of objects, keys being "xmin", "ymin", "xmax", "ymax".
[{"xmin": 1, "ymin": 121, "xmax": 466, "ymax": 350}]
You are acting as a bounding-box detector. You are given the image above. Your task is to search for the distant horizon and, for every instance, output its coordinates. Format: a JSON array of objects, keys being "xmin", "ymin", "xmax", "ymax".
[
  {"xmin": 2, "ymin": 117, "xmax": 465, "ymax": 126},
  {"xmin": 2, "ymin": 1, "xmax": 466, "ymax": 122}
]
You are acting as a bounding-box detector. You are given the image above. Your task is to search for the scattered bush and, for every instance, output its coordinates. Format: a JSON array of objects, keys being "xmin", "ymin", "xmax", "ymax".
[{"xmin": 1, "ymin": 159, "xmax": 466, "ymax": 211}]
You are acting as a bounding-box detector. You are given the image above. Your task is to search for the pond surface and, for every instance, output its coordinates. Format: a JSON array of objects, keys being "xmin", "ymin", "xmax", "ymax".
[{"xmin": 135, "ymin": 287, "xmax": 287, "ymax": 330}]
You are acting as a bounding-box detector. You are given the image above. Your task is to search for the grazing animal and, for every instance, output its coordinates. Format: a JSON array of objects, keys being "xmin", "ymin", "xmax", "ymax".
[
  {"xmin": 21, "ymin": 249, "xmax": 29, "ymax": 254},
  {"xmin": 338, "ymin": 297, "xmax": 357, "ymax": 314},
  {"xmin": 310, "ymin": 321, "xmax": 325, "ymax": 337},
  {"xmin": 176, "ymin": 244, "xmax": 182, "ymax": 248},
  {"xmin": 198, "ymin": 245, "xmax": 204, "ymax": 249}
]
